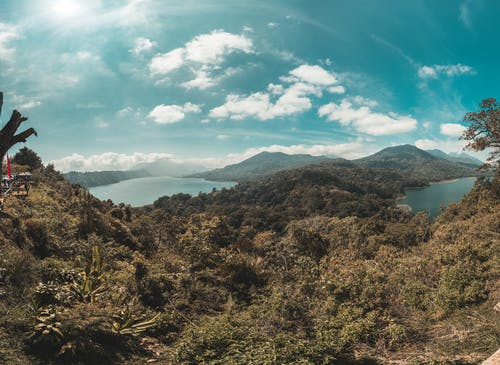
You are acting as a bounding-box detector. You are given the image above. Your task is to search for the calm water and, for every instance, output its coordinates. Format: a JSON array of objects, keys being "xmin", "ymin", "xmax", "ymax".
[
  {"xmin": 89, "ymin": 176, "xmax": 237, "ymax": 207},
  {"xmin": 400, "ymin": 177, "xmax": 477, "ymax": 218}
]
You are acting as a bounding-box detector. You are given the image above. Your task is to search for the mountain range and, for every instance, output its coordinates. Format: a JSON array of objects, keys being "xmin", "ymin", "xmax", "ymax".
[
  {"xmin": 187, "ymin": 151, "xmax": 331, "ymax": 182},
  {"xmin": 63, "ymin": 146, "xmax": 483, "ymax": 188},
  {"xmin": 189, "ymin": 145, "xmax": 482, "ymax": 183}
]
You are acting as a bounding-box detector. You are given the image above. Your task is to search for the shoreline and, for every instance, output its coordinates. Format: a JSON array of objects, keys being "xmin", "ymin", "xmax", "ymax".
[{"xmin": 396, "ymin": 176, "xmax": 476, "ymax": 201}]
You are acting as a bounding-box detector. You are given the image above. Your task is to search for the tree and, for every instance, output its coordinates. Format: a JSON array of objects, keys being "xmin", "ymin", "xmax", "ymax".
[
  {"xmin": 12, "ymin": 147, "xmax": 43, "ymax": 170},
  {"xmin": 462, "ymin": 98, "xmax": 500, "ymax": 166},
  {"xmin": 0, "ymin": 91, "xmax": 38, "ymax": 178}
]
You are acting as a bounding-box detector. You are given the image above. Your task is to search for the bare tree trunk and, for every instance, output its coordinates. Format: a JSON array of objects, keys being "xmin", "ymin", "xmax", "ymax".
[{"xmin": 0, "ymin": 91, "xmax": 38, "ymax": 187}]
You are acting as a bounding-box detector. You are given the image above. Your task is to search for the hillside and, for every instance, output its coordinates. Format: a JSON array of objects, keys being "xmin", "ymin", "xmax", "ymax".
[
  {"xmin": 187, "ymin": 151, "xmax": 331, "ymax": 182},
  {"xmin": 354, "ymin": 144, "xmax": 481, "ymax": 181},
  {"xmin": 426, "ymin": 149, "xmax": 483, "ymax": 168},
  {"xmin": 64, "ymin": 169, "xmax": 150, "ymax": 187},
  {"xmin": 133, "ymin": 158, "xmax": 208, "ymax": 177},
  {"xmin": 188, "ymin": 146, "xmax": 481, "ymax": 184},
  {"xmin": 0, "ymin": 162, "xmax": 498, "ymax": 365}
]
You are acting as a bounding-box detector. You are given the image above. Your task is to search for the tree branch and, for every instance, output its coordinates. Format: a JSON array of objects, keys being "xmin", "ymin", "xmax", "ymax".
[{"xmin": 10, "ymin": 128, "xmax": 38, "ymax": 147}]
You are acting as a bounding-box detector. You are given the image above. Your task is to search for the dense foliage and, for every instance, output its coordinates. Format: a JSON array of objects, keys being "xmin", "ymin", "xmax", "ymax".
[
  {"xmin": 0, "ymin": 154, "xmax": 498, "ymax": 364},
  {"xmin": 64, "ymin": 170, "xmax": 150, "ymax": 188}
]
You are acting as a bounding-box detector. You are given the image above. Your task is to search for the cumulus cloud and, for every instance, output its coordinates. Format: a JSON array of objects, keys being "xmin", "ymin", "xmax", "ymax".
[
  {"xmin": 415, "ymin": 138, "xmax": 467, "ymax": 153},
  {"xmin": 440, "ymin": 122, "xmax": 467, "ymax": 137},
  {"xmin": 210, "ymin": 82, "xmax": 321, "ymax": 121},
  {"xmin": 318, "ymin": 99, "xmax": 417, "ymax": 135},
  {"xmin": 414, "ymin": 139, "xmax": 439, "ymax": 150},
  {"xmin": 149, "ymin": 30, "xmax": 253, "ymax": 89},
  {"xmin": 181, "ymin": 70, "xmax": 215, "ymax": 90},
  {"xmin": 417, "ymin": 64, "xmax": 475, "ymax": 79},
  {"xmin": 148, "ymin": 102, "xmax": 201, "ymax": 124},
  {"xmin": 289, "ymin": 64, "xmax": 338, "ymax": 86},
  {"xmin": 210, "ymin": 65, "xmax": 339, "ymax": 121},
  {"xmin": 51, "ymin": 152, "xmax": 174, "ymax": 172},
  {"xmin": 327, "ymin": 85, "xmax": 345, "ymax": 94},
  {"xmin": 131, "ymin": 37, "xmax": 157, "ymax": 55},
  {"xmin": 149, "ymin": 48, "xmax": 186, "ymax": 75},
  {"xmin": 0, "ymin": 23, "xmax": 18, "ymax": 61}
]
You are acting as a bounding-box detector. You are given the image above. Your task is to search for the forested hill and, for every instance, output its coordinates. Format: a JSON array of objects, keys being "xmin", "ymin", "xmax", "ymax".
[
  {"xmin": 0, "ymin": 160, "xmax": 498, "ymax": 365},
  {"xmin": 64, "ymin": 169, "xmax": 150, "ymax": 187},
  {"xmin": 187, "ymin": 151, "xmax": 331, "ymax": 182},
  {"xmin": 155, "ymin": 160, "xmax": 423, "ymax": 232},
  {"xmin": 353, "ymin": 144, "xmax": 481, "ymax": 181},
  {"xmin": 188, "ymin": 145, "xmax": 480, "ymax": 183}
]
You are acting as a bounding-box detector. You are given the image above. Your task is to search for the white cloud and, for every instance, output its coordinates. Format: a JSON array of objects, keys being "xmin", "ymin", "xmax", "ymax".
[
  {"xmin": 149, "ymin": 30, "xmax": 253, "ymax": 89},
  {"xmin": 0, "ymin": 23, "xmax": 19, "ymax": 61},
  {"xmin": 210, "ymin": 64, "xmax": 340, "ymax": 121},
  {"xmin": 440, "ymin": 123, "xmax": 467, "ymax": 138},
  {"xmin": 350, "ymin": 95, "xmax": 378, "ymax": 107},
  {"xmin": 267, "ymin": 22, "xmax": 279, "ymax": 28},
  {"xmin": 149, "ymin": 48, "xmax": 186, "ymax": 75},
  {"xmin": 422, "ymin": 121, "xmax": 432, "ymax": 130},
  {"xmin": 417, "ymin": 64, "xmax": 475, "ymax": 79},
  {"xmin": 327, "ymin": 85, "xmax": 345, "ymax": 94},
  {"xmin": 210, "ymin": 82, "xmax": 321, "ymax": 121},
  {"xmin": 289, "ymin": 64, "xmax": 338, "ymax": 86},
  {"xmin": 459, "ymin": 0, "xmax": 473, "ymax": 28},
  {"xmin": 318, "ymin": 99, "xmax": 417, "ymax": 135},
  {"xmin": 131, "ymin": 37, "xmax": 157, "ymax": 55},
  {"xmin": 184, "ymin": 30, "xmax": 253, "ymax": 64},
  {"xmin": 414, "ymin": 139, "xmax": 439, "ymax": 150},
  {"xmin": 181, "ymin": 70, "xmax": 215, "ymax": 90},
  {"xmin": 148, "ymin": 102, "xmax": 201, "ymax": 124},
  {"xmin": 415, "ymin": 138, "xmax": 467, "ymax": 153},
  {"xmin": 216, "ymin": 134, "xmax": 230, "ymax": 140},
  {"xmin": 51, "ymin": 152, "xmax": 174, "ymax": 172},
  {"xmin": 19, "ymin": 100, "xmax": 42, "ymax": 109}
]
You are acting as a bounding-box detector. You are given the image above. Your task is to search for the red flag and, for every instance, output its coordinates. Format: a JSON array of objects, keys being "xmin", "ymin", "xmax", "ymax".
[{"xmin": 7, "ymin": 153, "xmax": 11, "ymax": 179}]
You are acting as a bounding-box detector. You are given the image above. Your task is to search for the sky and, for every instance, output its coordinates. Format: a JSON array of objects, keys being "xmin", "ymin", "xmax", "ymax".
[{"xmin": 0, "ymin": 0, "xmax": 498, "ymax": 171}]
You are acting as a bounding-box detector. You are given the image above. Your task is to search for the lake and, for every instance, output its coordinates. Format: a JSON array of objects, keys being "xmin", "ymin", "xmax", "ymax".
[
  {"xmin": 399, "ymin": 177, "xmax": 477, "ymax": 218},
  {"xmin": 89, "ymin": 176, "xmax": 237, "ymax": 207}
]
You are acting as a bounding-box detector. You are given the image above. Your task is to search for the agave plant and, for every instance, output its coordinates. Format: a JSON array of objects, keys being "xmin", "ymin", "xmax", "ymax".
[
  {"xmin": 29, "ymin": 307, "xmax": 64, "ymax": 344},
  {"xmin": 111, "ymin": 304, "xmax": 160, "ymax": 336},
  {"xmin": 69, "ymin": 245, "xmax": 106, "ymax": 303}
]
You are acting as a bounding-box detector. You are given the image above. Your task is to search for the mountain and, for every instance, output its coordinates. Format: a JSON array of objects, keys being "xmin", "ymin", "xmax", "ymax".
[
  {"xmin": 354, "ymin": 144, "xmax": 480, "ymax": 181},
  {"xmin": 187, "ymin": 151, "xmax": 332, "ymax": 182},
  {"xmin": 133, "ymin": 157, "xmax": 208, "ymax": 177},
  {"xmin": 427, "ymin": 149, "xmax": 483, "ymax": 167},
  {"xmin": 64, "ymin": 169, "xmax": 150, "ymax": 187},
  {"xmin": 448, "ymin": 151, "xmax": 484, "ymax": 166}
]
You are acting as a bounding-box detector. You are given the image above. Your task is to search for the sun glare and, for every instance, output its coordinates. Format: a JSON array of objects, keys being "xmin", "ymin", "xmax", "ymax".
[{"xmin": 52, "ymin": 0, "xmax": 82, "ymax": 18}]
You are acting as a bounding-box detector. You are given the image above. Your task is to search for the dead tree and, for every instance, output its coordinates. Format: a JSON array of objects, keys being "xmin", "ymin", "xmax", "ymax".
[{"xmin": 0, "ymin": 91, "xmax": 38, "ymax": 180}]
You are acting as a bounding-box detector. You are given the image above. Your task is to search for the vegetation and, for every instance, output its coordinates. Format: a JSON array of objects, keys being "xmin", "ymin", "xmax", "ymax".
[
  {"xmin": 64, "ymin": 170, "xmax": 150, "ymax": 188},
  {"xmin": 188, "ymin": 151, "xmax": 330, "ymax": 182},
  {"xmin": 0, "ymin": 144, "xmax": 497, "ymax": 364},
  {"xmin": 463, "ymin": 97, "xmax": 500, "ymax": 166},
  {"xmin": 0, "ymin": 96, "xmax": 497, "ymax": 364},
  {"xmin": 189, "ymin": 145, "xmax": 481, "ymax": 184}
]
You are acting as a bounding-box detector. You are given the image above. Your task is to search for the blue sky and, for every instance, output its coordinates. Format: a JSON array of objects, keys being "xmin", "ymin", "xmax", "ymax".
[{"xmin": 0, "ymin": 0, "xmax": 497, "ymax": 171}]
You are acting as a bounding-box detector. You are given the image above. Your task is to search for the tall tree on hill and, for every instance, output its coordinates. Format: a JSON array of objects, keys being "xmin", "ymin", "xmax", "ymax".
[
  {"xmin": 0, "ymin": 91, "xmax": 38, "ymax": 180},
  {"xmin": 462, "ymin": 98, "xmax": 500, "ymax": 167}
]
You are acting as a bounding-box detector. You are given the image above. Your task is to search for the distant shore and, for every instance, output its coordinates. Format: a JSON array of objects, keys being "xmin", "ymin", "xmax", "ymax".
[{"xmin": 396, "ymin": 176, "xmax": 476, "ymax": 201}]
